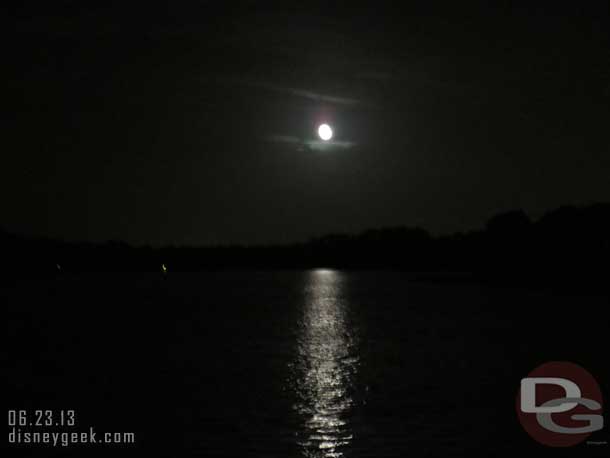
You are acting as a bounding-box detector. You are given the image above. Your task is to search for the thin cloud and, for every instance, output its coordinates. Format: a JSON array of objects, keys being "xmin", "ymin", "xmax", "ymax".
[
  {"xmin": 265, "ymin": 134, "xmax": 356, "ymax": 151},
  {"xmin": 305, "ymin": 140, "xmax": 356, "ymax": 151},
  {"xmin": 224, "ymin": 76, "xmax": 362, "ymax": 106},
  {"xmin": 283, "ymin": 87, "xmax": 360, "ymax": 106}
]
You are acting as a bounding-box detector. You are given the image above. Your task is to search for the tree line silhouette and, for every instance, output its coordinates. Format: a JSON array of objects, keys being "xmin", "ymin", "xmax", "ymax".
[{"xmin": 2, "ymin": 203, "xmax": 609, "ymax": 288}]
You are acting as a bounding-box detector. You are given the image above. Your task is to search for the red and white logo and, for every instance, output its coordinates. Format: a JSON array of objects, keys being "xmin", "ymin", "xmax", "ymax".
[{"xmin": 516, "ymin": 361, "xmax": 604, "ymax": 447}]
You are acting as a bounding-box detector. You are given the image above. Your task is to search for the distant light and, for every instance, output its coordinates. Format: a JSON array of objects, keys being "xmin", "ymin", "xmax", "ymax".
[
  {"xmin": 161, "ymin": 263, "xmax": 167, "ymax": 274},
  {"xmin": 318, "ymin": 124, "xmax": 333, "ymax": 141}
]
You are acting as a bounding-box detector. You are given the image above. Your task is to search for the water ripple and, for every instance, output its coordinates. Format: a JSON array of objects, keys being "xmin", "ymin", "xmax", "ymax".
[{"xmin": 290, "ymin": 269, "xmax": 359, "ymax": 458}]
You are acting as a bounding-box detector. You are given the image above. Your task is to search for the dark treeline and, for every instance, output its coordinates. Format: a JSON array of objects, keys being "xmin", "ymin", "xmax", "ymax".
[{"xmin": 2, "ymin": 203, "xmax": 610, "ymax": 287}]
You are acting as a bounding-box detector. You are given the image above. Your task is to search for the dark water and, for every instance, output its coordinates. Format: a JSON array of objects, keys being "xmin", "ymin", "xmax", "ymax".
[{"xmin": 3, "ymin": 270, "xmax": 609, "ymax": 457}]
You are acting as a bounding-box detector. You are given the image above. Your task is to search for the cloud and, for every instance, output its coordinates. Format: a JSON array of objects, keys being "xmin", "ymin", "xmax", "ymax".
[
  {"xmin": 281, "ymin": 87, "xmax": 361, "ymax": 106},
  {"xmin": 304, "ymin": 140, "xmax": 356, "ymax": 151},
  {"xmin": 265, "ymin": 134, "xmax": 356, "ymax": 151},
  {"xmin": 224, "ymin": 77, "xmax": 362, "ymax": 106}
]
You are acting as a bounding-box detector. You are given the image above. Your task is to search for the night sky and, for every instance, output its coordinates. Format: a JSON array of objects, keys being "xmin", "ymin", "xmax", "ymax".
[{"xmin": 4, "ymin": 2, "xmax": 610, "ymax": 245}]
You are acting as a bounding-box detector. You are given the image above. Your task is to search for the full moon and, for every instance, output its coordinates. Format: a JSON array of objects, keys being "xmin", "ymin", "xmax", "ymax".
[{"xmin": 318, "ymin": 124, "xmax": 333, "ymax": 141}]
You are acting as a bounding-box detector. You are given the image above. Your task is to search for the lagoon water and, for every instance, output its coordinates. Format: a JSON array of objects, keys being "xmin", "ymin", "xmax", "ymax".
[{"xmin": 4, "ymin": 270, "xmax": 608, "ymax": 457}]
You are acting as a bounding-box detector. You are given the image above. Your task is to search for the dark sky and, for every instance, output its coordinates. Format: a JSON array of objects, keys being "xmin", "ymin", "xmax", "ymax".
[{"xmin": 4, "ymin": 2, "xmax": 610, "ymax": 245}]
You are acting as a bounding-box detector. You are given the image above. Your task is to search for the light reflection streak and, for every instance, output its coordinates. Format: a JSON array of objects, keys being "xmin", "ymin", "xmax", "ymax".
[{"xmin": 291, "ymin": 269, "xmax": 359, "ymax": 458}]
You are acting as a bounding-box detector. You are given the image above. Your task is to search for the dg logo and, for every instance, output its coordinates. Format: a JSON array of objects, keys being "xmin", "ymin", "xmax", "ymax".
[{"xmin": 516, "ymin": 361, "xmax": 604, "ymax": 447}]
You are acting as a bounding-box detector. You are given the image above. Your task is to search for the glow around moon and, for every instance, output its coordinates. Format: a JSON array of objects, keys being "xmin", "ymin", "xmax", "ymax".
[{"xmin": 318, "ymin": 124, "xmax": 333, "ymax": 141}]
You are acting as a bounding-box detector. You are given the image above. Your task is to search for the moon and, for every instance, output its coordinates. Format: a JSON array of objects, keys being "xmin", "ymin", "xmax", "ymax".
[{"xmin": 318, "ymin": 124, "xmax": 333, "ymax": 141}]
